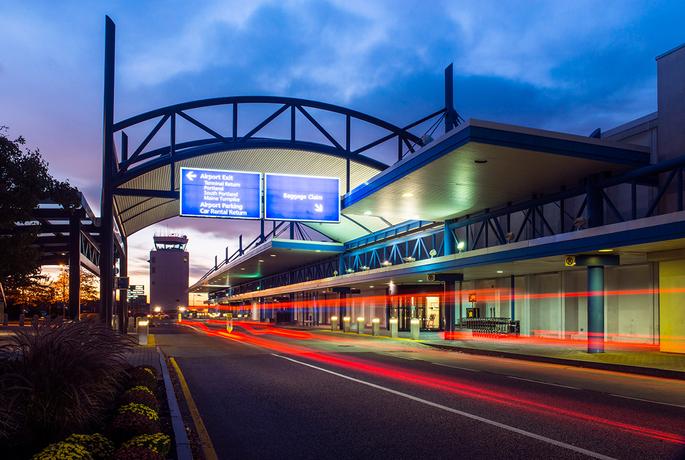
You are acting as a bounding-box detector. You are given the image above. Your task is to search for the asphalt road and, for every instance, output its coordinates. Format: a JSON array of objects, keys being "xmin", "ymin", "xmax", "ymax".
[{"xmin": 155, "ymin": 321, "xmax": 685, "ymax": 460}]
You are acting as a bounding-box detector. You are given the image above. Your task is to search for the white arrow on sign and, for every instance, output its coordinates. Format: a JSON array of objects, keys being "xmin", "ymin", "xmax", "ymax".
[
  {"xmin": 314, "ymin": 203, "xmax": 324, "ymax": 213},
  {"xmin": 186, "ymin": 171, "xmax": 197, "ymax": 181}
]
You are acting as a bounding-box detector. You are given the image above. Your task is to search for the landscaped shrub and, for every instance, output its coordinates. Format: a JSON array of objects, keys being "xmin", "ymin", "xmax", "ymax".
[
  {"xmin": 112, "ymin": 445, "xmax": 164, "ymax": 460},
  {"xmin": 127, "ymin": 365, "xmax": 158, "ymax": 391},
  {"xmin": 64, "ymin": 433, "xmax": 114, "ymax": 460},
  {"xmin": 122, "ymin": 433, "xmax": 171, "ymax": 456},
  {"xmin": 0, "ymin": 319, "xmax": 133, "ymax": 450},
  {"xmin": 120, "ymin": 385, "xmax": 159, "ymax": 411},
  {"xmin": 32, "ymin": 441, "xmax": 93, "ymax": 460},
  {"xmin": 110, "ymin": 403, "xmax": 160, "ymax": 442}
]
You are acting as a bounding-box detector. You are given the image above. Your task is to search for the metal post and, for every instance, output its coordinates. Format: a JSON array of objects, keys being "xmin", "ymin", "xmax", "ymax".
[
  {"xmin": 118, "ymin": 240, "xmax": 127, "ymax": 333},
  {"xmin": 289, "ymin": 222, "xmax": 295, "ymax": 240},
  {"xmin": 587, "ymin": 265, "xmax": 605, "ymax": 353},
  {"xmin": 99, "ymin": 16, "xmax": 116, "ymax": 325},
  {"xmin": 444, "ymin": 64, "xmax": 456, "ymax": 133},
  {"xmin": 68, "ymin": 213, "xmax": 81, "ymax": 320}
]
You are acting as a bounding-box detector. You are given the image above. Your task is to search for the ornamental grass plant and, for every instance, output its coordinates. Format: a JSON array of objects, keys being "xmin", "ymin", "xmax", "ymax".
[{"xmin": 0, "ymin": 319, "xmax": 133, "ymax": 455}]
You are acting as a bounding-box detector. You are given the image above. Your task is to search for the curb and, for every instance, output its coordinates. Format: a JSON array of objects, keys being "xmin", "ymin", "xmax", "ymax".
[
  {"xmin": 421, "ymin": 342, "xmax": 685, "ymax": 380},
  {"xmin": 157, "ymin": 347, "xmax": 193, "ymax": 460}
]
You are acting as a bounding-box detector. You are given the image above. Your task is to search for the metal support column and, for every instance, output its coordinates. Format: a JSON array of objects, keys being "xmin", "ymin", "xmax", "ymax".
[
  {"xmin": 338, "ymin": 291, "xmax": 347, "ymax": 330},
  {"xmin": 68, "ymin": 214, "xmax": 81, "ymax": 320},
  {"xmin": 444, "ymin": 281, "xmax": 456, "ymax": 336},
  {"xmin": 573, "ymin": 254, "xmax": 618, "ymax": 353},
  {"xmin": 586, "ymin": 176, "xmax": 604, "ymax": 228},
  {"xmin": 99, "ymin": 16, "xmax": 116, "ymax": 325},
  {"xmin": 117, "ymin": 240, "xmax": 128, "ymax": 333},
  {"xmin": 432, "ymin": 274, "xmax": 463, "ymax": 337},
  {"xmin": 510, "ymin": 275, "xmax": 515, "ymax": 321},
  {"xmin": 587, "ymin": 265, "xmax": 605, "ymax": 353},
  {"xmin": 443, "ymin": 220, "xmax": 455, "ymax": 256},
  {"xmin": 444, "ymin": 64, "xmax": 457, "ymax": 133}
]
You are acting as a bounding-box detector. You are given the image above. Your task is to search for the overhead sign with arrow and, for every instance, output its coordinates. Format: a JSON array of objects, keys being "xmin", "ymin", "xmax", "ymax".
[
  {"xmin": 179, "ymin": 167, "xmax": 262, "ymax": 219},
  {"xmin": 264, "ymin": 173, "xmax": 340, "ymax": 223}
]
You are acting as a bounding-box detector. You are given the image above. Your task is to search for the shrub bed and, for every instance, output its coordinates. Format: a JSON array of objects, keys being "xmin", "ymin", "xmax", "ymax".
[{"xmin": 0, "ymin": 319, "xmax": 175, "ymax": 459}]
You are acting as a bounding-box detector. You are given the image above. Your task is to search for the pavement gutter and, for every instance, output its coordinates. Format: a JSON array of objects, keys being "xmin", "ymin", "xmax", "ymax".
[{"xmin": 157, "ymin": 346, "xmax": 193, "ymax": 460}]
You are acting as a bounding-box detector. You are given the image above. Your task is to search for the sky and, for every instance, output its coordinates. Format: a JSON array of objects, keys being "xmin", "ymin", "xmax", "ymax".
[{"xmin": 1, "ymin": 0, "xmax": 684, "ymax": 302}]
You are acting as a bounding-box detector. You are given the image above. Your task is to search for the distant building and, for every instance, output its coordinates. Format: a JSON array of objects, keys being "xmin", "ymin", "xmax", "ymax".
[{"xmin": 149, "ymin": 234, "xmax": 189, "ymax": 313}]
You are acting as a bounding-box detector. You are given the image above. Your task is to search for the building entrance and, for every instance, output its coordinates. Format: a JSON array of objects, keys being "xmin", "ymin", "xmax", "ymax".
[{"xmin": 390, "ymin": 292, "xmax": 442, "ymax": 331}]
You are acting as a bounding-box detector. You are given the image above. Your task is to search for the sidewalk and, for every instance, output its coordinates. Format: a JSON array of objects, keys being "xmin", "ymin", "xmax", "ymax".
[
  {"xmin": 279, "ymin": 322, "xmax": 685, "ymax": 379},
  {"xmin": 125, "ymin": 334, "xmax": 161, "ymax": 373}
]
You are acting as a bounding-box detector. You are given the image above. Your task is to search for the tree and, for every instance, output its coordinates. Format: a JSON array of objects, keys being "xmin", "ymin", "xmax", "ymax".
[
  {"xmin": 0, "ymin": 127, "xmax": 80, "ymax": 295},
  {"xmin": 52, "ymin": 268, "xmax": 99, "ymax": 305}
]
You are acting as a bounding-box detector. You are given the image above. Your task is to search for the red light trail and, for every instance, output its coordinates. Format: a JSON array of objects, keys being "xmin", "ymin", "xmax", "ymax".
[{"xmin": 180, "ymin": 320, "xmax": 685, "ymax": 446}]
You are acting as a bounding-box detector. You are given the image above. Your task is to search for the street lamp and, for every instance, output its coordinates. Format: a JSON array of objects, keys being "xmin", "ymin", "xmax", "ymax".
[{"xmin": 153, "ymin": 306, "xmax": 162, "ymax": 313}]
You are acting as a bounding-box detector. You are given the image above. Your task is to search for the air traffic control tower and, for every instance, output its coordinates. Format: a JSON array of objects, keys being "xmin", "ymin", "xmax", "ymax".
[{"xmin": 149, "ymin": 234, "xmax": 189, "ymax": 313}]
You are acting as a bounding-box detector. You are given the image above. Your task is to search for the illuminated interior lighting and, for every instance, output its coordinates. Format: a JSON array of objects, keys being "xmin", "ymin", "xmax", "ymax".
[
  {"xmin": 457, "ymin": 241, "xmax": 466, "ymax": 250},
  {"xmin": 240, "ymin": 267, "xmax": 245, "ymax": 270},
  {"xmin": 417, "ymin": 279, "xmax": 423, "ymax": 282},
  {"xmin": 363, "ymin": 210, "xmax": 373, "ymax": 215},
  {"xmin": 382, "ymin": 260, "xmax": 392, "ymax": 266},
  {"xmin": 369, "ymin": 285, "xmax": 375, "ymax": 288},
  {"xmin": 270, "ymin": 254, "xmax": 277, "ymax": 257},
  {"xmin": 598, "ymin": 249, "xmax": 614, "ymax": 253},
  {"xmin": 258, "ymin": 259, "xmax": 264, "ymax": 262},
  {"xmin": 496, "ymin": 270, "xmax": 504, "ymax": 274},
  {"xmin": 401, "ymin": 192, "xmax": 414, "ymax": 198}
]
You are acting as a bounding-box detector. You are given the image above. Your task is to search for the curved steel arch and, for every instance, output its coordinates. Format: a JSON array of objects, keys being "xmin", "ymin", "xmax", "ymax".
[
  {"xmin": 111, "ymin": 95, "xmax": 444, "ymax": 190},
  {"xmin": 113, "ymin": 137, "xmax": 388, "ymax": 187}
]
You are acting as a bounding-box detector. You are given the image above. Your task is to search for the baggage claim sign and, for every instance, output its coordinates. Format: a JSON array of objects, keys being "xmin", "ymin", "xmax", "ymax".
[{"xmin": 179, "ymin": 167, "xmax": 340, "ymax": 223}]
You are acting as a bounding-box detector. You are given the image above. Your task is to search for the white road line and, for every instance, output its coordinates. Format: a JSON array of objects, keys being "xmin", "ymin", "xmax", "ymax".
[
  {"xmin": 431, "ymin": 362, "xmax": 479, "ymax": 372},
  {"xmin": 507, "ymin": 375, "xmax": 580, "ymax": 390},
  {"xmin": 272, "ymin": 353, "xmax": 615, "ymax": 460},
  {"xmin": 609, "ymin": 393, "xmax": 685, "ymax": 409}
]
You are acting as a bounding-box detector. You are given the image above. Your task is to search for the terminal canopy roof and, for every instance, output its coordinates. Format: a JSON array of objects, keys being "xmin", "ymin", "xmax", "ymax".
[{"xmin": 341, "ymin": 119, "xmax": 650, "ymax": 223}]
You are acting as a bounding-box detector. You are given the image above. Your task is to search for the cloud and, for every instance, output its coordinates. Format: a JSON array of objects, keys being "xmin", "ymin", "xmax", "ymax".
[
  {"xmin": 119, "ymin": 0, "xmax": 273, "ymax": 87},
  {"xmin": 445, "ymin": 0, "xmax": 639, "ymax": 88}
]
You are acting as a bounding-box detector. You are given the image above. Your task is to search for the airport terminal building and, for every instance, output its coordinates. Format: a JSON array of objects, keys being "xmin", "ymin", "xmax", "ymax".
[{"xmin": 186, "ymin": 45, "xmax": 685, "ymax": 354}]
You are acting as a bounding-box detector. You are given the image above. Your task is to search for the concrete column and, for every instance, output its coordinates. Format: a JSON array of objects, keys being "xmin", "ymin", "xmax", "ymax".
[
  {"xmin": 68, "ymin": 214, "xmax": 81, "ymax": 320},
  {"xmin": 587, "ymin": 265, "xmax": 605, "ymax": 353}
]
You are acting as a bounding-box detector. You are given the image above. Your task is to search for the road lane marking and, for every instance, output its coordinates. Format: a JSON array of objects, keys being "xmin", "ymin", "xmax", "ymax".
[
  {"xmin": 169, "ymin": 357, "xmax": 219, "ymax": 460},
  {"xmin": 609, "ymin": 394, "xmax": 685, "ymax": 409},
  {"xmin": 431, "ymin": 362, "xmax": 479, "ymax": 372},
  {"xmin": 507, "ymin": 375, "xmax": 580, "ymax": 390},
  {"xmin": 272, "ymin": 353, "xmax": 615, "ymax": 460}
]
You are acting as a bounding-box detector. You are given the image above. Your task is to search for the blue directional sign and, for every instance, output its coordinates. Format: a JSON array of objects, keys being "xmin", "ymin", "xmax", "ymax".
[
  {"xmin": 180, "ymin": 167, "xmax": 261, "ymax": 219},
  {"xmin": 265, "ymin": 173, "xmax": 340, "ymax": 223}
]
